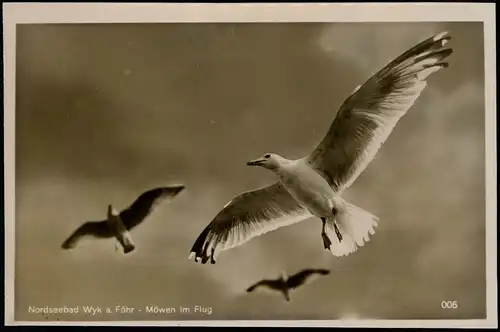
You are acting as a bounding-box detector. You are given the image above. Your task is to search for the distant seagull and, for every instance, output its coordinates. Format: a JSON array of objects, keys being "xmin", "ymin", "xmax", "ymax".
[
  {"xmin": 61, "ymin": 185, "xmax": 185, "ymax": 254},
  {"xmin": 189, "ymin": 32, "xmax": 453, "ymax": 264},
  {"xmin": 246, "ymin": 268, "xmax": 330, "ymax": 302}
]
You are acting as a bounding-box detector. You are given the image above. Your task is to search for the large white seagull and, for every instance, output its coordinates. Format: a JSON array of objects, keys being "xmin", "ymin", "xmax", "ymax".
[{"xmin": 189, "ymin": 31, "xmax": 453, "ymax": 264}]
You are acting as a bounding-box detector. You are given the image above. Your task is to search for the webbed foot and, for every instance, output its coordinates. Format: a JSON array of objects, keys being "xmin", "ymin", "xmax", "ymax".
[
  {"xmin": 334, "ymin": 223, "xmax": 343, "ymax": 242},
  {"xmin": 321, "ymin": 232, "xmax": 332, "ymax": 250}
]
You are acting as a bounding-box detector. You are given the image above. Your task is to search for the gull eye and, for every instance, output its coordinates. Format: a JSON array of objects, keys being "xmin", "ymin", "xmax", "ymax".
[{"xmin": 264, "ymin": 154, "xmax": 271, "ymax": 158}]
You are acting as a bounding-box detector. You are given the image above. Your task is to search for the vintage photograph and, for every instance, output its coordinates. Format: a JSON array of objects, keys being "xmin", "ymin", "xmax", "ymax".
[{"xmin": 3, "ymin": 3, "xmax": 497, "ymax": 328}]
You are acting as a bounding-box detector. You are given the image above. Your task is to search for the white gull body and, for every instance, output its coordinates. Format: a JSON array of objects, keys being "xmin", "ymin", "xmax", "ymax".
[
  {"xmin": 271, "ymin": 156, "xmax": 367, "ymax": 249},
  {"xmin": 189, "ymin": 31, "xmax": 453, "ymax": 264},
  {"xmin": 277, "ymin": 156, "xmax": 339, "ymax": 218}
]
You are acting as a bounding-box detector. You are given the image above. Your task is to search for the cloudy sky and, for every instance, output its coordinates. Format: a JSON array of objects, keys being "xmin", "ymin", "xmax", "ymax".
[{"xmin": 14, "ymin": 22, "xmax": 486, "ymax": 321}]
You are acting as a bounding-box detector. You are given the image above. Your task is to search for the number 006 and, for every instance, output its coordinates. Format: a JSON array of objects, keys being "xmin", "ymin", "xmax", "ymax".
[{"xmin": 441, "ymin": 301, "xmax": 458, "ymax": 309}]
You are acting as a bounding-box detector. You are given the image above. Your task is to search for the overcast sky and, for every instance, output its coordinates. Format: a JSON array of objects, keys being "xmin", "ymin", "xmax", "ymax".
[{"xmin": 14, "ymin": 22, "xmax": 485, "ymax": 321}]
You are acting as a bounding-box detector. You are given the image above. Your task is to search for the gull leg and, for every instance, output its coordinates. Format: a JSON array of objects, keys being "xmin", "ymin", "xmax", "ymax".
[
  {"xmin": 331, "ymin": 207, "xmax": 343, "ymax": 242},
  {"xmin": 334, "ymin": 222, "xmax": 343, "ymax": 242},
  {"xmin": 321, "ymin": 218, "xmax": 332, "ymax": 250}
]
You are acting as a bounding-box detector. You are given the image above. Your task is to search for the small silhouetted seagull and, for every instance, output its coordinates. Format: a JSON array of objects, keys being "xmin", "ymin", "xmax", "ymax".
[
  {"xmin": 189, "ymin": 32, "xmax": 453, "ymax": 264},
  {"xmin": 246, "ymin": 268, "xmax": 330, "ymax": 302},
  {"xmin": 61, "ymin": 185, "xmax": 185, "ymax": 254}
]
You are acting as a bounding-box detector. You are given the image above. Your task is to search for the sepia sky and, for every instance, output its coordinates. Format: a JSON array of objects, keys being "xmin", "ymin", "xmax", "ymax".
[{"xmin": 14, "ymin": 22, "xmax": 486, "ymax": 321}]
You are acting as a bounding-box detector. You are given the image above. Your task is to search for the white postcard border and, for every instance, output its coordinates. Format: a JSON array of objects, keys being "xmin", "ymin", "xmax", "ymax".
[{"xmin": 3, "ymin": 2, "xmax": 497, "ymax": 328}]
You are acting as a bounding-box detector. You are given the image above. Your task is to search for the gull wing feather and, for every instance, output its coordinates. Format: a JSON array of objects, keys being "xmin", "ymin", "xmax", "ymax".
[
  {"xmin": 286, "ymin": 268, "xmax": 330, "ymax": 289},
  {"xmin": 306, "ymin": 31, "xmax": 453, "ymax": 192},
  {"xmin": 61, "ymin": 220, "xmax": 111, "ymax": 249},
  {"xmin": 119, "ymin": 186, "xmax": 184, "ymax": 230},
  {"xmin": 246, "ymin": 279, "xmax": 282, "ymax": 292},
  {"xmin": 189, "ymin": 182, "xmax": 312, "ymax": 264}
]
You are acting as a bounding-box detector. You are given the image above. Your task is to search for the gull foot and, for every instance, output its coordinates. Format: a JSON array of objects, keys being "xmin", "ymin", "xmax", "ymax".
[
  {"xmin": 334, "ymin": 223, "xmax": 343, "ymax": 242},
  {"xmin": 321, "ymin": 232, "xmax": 332, "ymax": 250}
]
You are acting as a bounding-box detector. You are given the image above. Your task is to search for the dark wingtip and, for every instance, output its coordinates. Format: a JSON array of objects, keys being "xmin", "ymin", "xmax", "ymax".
[
  {"xmin": 61, "ymin": 243, "xmax": 71, "ymax": 250},
  {"xmin": 442, "ymin": 48, "xmax": 453, "ymax": 56},
  {"xmin": 439, "ymin": 61, "xmax": 450, "ymax": 69},
  {"xmin": 436, "ymin": 35, "xmax": 451, "ymax": 45},
  {"xmin": 163, "ymin": 185, "xmax": 185, "ymax": 196},
  {"xmin": 61, "ymin": 238, "xmax": 74, "ymax": 250},
  {"xmin": 189, "ymin": 225, "xmax": 212, "ymax": 264},
  {"xmin": 423, "ymin": 60, "xmax": 450, "ymax": 70},
  {"xmin": 433, "ymin": 31, "xmax": 450, "ymax": 41},
  {"xmin": 174, "ymin": 185, "xmax": 186, "ymax": 194}
]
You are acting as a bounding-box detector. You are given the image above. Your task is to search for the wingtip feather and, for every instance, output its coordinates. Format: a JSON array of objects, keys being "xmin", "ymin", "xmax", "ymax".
[
  {"xmin": 61, "ymin": 235, "xmax": 77, "ymax": 250},
  {"xmin": 61, "ymin": 242, "xmax": 74, "ymax": 250},
  {"xmin": 189, "ymin": 224, "xmax": 216, "ymax": 264},
  {"xmin": 433, "ymin": 31, "xmax": 449, "ymax": 41}
]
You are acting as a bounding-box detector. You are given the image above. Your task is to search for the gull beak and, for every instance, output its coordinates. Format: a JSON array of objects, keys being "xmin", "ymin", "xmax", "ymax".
[{"xmin": 246, "ymin": 158, "xmax": 264, "ymax": 166}]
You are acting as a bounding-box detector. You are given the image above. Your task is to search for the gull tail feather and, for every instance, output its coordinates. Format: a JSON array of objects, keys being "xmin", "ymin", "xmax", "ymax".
[
  {"xmin": 327, "ymin": 199, "xmax": 379, "ymax": 257},
  {"xmin": 106, "ymin": 215, "xmax": 136, "ymax": 254},
  {"xmin": 112, "ymin": 230, "xmax": 136, "ymax": 254},
  {"xmin": 120, "ymin": 239, "xmax": 136, "ymax": 254}
]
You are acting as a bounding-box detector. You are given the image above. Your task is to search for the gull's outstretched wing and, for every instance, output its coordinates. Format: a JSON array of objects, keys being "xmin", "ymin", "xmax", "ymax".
[
  {"xmin": 286, "ymin": 268, "xmax": 330, "ymax": 289},
  {"xmin": 119, "ymin": 185, "xmax": 185, "ymax": 229},
  {"xmin": 246, "ymin": 279, "xmax": 282, "ymax": 293},
  {"xmin": 189, "ymin": 182, "xmax": 312, "ymax": 264},
  {"xmin": 306, "ymin": 32, "xmax": 453, "ymax": 192},
  {"xmin": 61, "ymin": 221, "xmax": 111, "ymax": 249}
]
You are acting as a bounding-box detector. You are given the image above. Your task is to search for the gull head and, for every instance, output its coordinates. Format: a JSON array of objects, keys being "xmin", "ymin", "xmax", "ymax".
[
  {"xmin": 107, "ymin": 204, "xmax": 119, "ymax": 218},
  {"xmin": 247, "ymin": 153, "xmax": 287, "ymax": 171}
]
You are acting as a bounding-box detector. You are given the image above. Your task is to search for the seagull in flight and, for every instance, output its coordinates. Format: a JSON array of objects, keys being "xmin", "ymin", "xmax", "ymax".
[
  {"xmin": 61, "ymin": 185, "xmax": 185, "ymax": 254},
  {"xmin": 189, "ymin": 31, "xmax": 453, "ymax": 264},
  {"xmin": 246, "ymin": 268, "xmax": 330, "ymax": 302}
]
